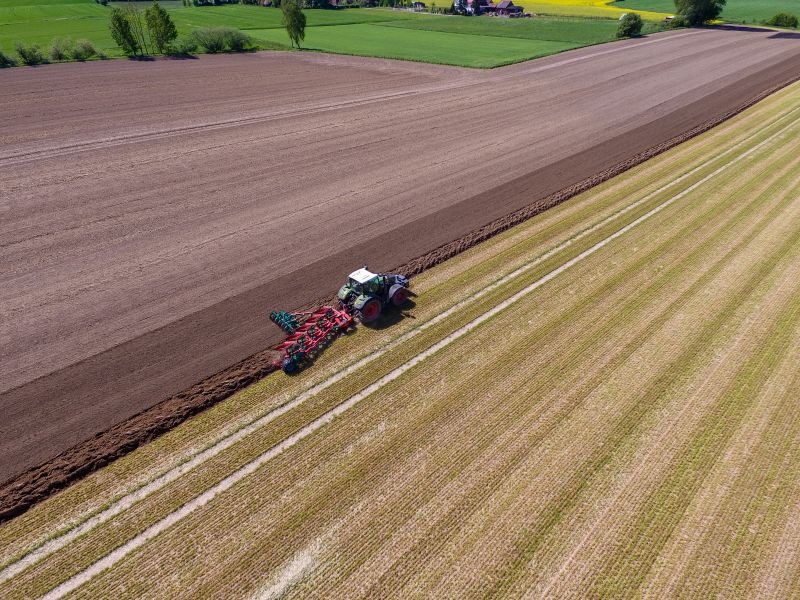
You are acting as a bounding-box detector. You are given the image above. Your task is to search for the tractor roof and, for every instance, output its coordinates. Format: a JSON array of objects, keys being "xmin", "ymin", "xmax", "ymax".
[{"xmin": 349, "ymin": 267, "xmax": 378, "ymax": 284}]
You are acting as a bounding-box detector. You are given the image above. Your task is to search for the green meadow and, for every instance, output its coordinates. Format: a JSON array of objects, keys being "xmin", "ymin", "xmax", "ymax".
[{"xmin": 0, "ymin": 0, "xmax": 652, "ymax": 67}]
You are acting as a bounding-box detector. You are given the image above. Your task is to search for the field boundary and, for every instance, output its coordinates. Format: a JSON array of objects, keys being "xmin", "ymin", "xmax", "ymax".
[
  {"xmin": 1, "ymin": 59, "xmax": 798, "ymax": 526},
  {"xmin": 32, "ymin": 99, "xmax": 800, "ymax": 600}
]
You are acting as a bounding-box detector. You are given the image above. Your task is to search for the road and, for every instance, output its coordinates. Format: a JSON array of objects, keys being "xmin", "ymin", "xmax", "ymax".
[{"xmin": 1, "ymin": 27, "xmax": 800, "ymax": 482}]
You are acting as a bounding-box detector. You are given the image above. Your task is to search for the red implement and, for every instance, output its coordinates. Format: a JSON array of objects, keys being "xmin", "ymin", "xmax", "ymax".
[{"xmin": 271, "ymin": 306, "xmax": 354, "ymax": 373}]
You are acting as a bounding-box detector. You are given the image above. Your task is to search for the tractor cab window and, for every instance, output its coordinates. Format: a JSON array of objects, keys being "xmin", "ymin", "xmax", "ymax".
[{"xmin": 349, "ymin": 277, "xmax": 365, "ymax": 292}]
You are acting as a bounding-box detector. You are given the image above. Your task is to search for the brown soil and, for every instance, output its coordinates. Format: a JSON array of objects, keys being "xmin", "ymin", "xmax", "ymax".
[{"xmin": 1, "ymin": 29, "xmax": 800, "ymax": 522}]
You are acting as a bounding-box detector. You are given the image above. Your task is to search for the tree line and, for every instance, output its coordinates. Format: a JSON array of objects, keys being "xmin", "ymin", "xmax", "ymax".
[{"xmin": 109, "ymin": 0, "xmax": 306, "ymax": 57}]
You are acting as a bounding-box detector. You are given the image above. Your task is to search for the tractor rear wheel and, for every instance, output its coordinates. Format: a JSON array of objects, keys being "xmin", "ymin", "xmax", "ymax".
[
  {"xmin": 359, "ymin": 298, "xmax": 382, "ymax": 323},
  {"xmin": 391, "ymin": 287, "xmax": 408, "ymax": 307}
]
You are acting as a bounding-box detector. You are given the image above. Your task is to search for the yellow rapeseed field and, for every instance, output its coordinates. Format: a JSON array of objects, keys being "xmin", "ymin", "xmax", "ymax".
[{"xmin": 520, "ymin": 0, "xmax": 670, "ymax": 19}]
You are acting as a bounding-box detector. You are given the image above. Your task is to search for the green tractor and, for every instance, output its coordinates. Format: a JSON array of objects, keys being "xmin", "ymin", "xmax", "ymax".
[{"xmin": 337, "ymin": 267, "xmax": 410, "ymax": 323}]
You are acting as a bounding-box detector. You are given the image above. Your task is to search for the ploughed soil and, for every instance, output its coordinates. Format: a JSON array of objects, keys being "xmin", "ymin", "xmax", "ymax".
[{"xmin": 2, "ymin": 27, "xmax": 800, "ymax": 522}]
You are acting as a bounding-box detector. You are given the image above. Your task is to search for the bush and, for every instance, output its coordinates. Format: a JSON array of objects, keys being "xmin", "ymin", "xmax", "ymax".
[
  {"xmin": 49, "ymin": 37, "xmax": 75, "ymax": 61},
  {"xmin": 766, "ymin": 13, "xmax": 798, "ymax": 28},
  {"xmin": 73, "ymin": 39, "xmax": 99, "ymax": 61},
  {"xmin": 0, "ymin": 49, "xmax": 16, "ymax": 67},
  {"xmin": 617, "ymin": 12, "xmax": 643, "ymax": 38},
  {"xmin": 666, "ymin": 15, "xmax": 688, "ymax": 28},
  {"xmin": 15, "ymin": 42, "xmax": 46, "ymax": 65},
  {"xmin": 193, "ymin": 27, "xmax": 226, "ymax": 52},
  {"xmin": 167, "ymin": 36, "xmax": 198, "ymax": 56},
  {"xmin": 49, "ymin": 37, "xmax": 100, "ymax": 61},
  {"xmin": 223, "ymin": 28, "xmax": 251, "ymax": 51},
  {"xmin": 192, "ymin": 27, "xmax": 251, "ymax": 53}
]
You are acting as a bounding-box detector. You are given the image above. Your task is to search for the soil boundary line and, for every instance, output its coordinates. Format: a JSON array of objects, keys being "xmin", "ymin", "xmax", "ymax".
[
  {"xmin": 1, "ymin": 68, "xmax": 798, "ymax": 527},
  {"xmin": 37, "ymin": 102, "xmax": 799, "ymax": 600}
]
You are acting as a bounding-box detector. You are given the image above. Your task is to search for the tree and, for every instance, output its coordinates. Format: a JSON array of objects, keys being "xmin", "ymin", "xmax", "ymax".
[
  {"xmin": 145, "ymin": 1, "xmax": 178, "ymax": 54},
  {"xmin": 282, "ymin": 0, "xmax": 306, "ymax": 48},
  {"xmin": 617, "ymin": 12, "xmax": 643, "ymax": 37},
  {"xmin": 109, "ymin": 6, "xmax": 141, "ymax": 56},
  {"xmin": 129, "ymin": 3, "xmax": 151, "ymax": 55},
  {"xmin": 674, "ymin": 0, "xmax": 726, "ymax": 26}
]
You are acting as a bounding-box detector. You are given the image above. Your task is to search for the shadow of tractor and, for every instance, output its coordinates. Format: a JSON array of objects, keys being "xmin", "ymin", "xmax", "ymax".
[{"xmin": 369, "ymin": 297, "xmax": 418, "ymax": 331}]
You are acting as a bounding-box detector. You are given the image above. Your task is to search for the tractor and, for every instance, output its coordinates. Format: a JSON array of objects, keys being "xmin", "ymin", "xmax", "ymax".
[{"xmin": 337, "ymin": 267, "xmax": 410, "ymax": 323}]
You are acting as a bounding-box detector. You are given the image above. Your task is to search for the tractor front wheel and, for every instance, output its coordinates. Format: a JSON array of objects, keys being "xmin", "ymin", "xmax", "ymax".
[{"xmin": 359, "ymin": 298, "xmax": 382, "ymax": 323}]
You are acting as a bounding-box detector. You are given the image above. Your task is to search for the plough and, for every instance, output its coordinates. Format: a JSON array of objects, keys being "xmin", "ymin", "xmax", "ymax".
[
  {"xmin": 269, "ymin": 306, "xmax": 354, "ymax": 374},
  {"xmin": 269, "ymin": 267, "xmax": 412, "ymax": 374}
]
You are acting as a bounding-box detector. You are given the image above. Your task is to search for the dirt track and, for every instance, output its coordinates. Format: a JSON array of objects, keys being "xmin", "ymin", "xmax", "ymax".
[{"xmin": 2, "ymin": 28, "xmax": 800, "ymax": 511}]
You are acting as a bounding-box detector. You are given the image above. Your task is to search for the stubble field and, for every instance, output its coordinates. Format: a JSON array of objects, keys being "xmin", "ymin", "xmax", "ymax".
[{"xmin": 2, "ymin": 78, "xmax": 800, "ymax": 599}]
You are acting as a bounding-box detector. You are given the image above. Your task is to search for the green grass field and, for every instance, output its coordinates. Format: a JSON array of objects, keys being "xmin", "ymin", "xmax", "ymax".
[
  {"xmin": 377, "ymin": 13, "xmax": 620, "ymax": 42},
  {"xmin": 251, "ymin": 19, "xmax": 615, "ymax": 67},
  {"xmin": 0, "ymin": 1, "xmax": 653, "ymax": 67},
  {"xmin": 614, "ymin": 0, "xmax": 800, "ymax": 24}
]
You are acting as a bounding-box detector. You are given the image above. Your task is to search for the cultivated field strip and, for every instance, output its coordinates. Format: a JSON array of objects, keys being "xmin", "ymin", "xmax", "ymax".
[
  {"xmin": 4, "ymin": 83, "xmax": 800, "ymax": 598},
  {"xmin": 1, "ymin": 94, "xmax": 792, "ymax": 592},
  {"xmin": 3, "ymin": 77, "xmax": 797, "ymax": 565},
  {"xmin": 1, "ymin": 87, "xmax": 794, "ymax": 583}
]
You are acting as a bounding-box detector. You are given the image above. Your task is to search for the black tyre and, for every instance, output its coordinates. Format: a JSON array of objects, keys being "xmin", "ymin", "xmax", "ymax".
[
  {"xmin": 391, "ymin": 287, "xmax": 409, "ymax": 307},
  {"xmin": 359, "ymin": 298, "xmax": 382, "ymax": 323}
]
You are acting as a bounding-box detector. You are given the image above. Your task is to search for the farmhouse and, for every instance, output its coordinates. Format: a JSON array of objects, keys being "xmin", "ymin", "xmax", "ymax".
[{"xmin": 484, "ymin": 0, "xmax": 523, "ymax": 15}]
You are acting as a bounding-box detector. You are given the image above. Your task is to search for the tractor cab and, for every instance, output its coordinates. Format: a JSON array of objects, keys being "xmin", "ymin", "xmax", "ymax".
[
  {"xmin": 347, "ymin": 268, "xmax": 384, "ymax": 295},
  {"xmin": 338, "ymin": 266, "xmax": 410, "ymax": 323}
]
